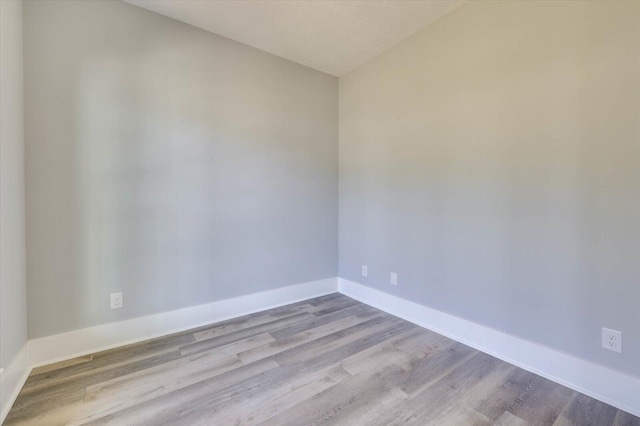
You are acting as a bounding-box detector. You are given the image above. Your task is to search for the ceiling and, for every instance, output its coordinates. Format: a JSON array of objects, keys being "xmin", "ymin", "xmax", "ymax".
[{"xmin": 124, "ymin": 0, "xmax": 466, "ymax": 76}]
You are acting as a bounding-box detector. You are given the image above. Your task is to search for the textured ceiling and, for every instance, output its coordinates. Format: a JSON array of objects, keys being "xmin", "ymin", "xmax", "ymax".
[{"xmin": 124, "ymin": 0, "xmax": 466, "ymax": 76}]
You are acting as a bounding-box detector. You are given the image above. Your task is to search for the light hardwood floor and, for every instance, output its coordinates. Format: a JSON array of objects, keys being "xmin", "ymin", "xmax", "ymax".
[{"xmin": 5, "ymin": 294, "xmax": 639, "ymax": 425}]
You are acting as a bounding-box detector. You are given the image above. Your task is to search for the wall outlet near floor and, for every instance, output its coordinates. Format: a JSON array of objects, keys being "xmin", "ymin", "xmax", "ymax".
[
  {"xmin": 390, "ymin": 272, "xmax": 398, "ymax": 286},
  {"xmin": 602, "ymin": 327, "xmax": 622, "ymax": 353},
  {"xmin": 362, "ymin": 265, "xmax": 368, "ymax": 277},
  {"xmin": 110, "ymin": 292, "xmax": 123, "ymax": 310}
]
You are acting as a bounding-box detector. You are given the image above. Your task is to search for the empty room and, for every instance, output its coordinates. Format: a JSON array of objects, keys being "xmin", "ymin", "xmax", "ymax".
[{"xmin": 1, "ymin": 0, "xmax": 639, "ymax": 424}]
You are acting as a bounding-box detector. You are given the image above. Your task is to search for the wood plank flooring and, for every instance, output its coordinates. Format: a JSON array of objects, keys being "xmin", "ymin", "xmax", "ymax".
[{"xmin": 5, "ymin": 294, "xmax": 639, "ymax": 426}]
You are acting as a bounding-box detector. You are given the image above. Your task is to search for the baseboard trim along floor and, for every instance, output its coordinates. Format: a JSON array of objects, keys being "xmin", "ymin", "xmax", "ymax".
[
  {"xmin": 0, "ymin": 342, "xmax": 31, "ymax": 423},
  {"xmin": 5, "ymin": 293, "xmax": 638, "ymax": 425},
  {"xmin": 2, "ymin": 276, "xmax": 638, "ymax": 423},
  {"xmin": 338, "ymin": 278, "xmax": 640, "ymax": 417},
  {"xmin": 1, "ymin": 277, "xmax": 339, "ymax": 424},
  {"xmin": 29, "ymin": 277, "xmax": 339, "ymax": 368}
]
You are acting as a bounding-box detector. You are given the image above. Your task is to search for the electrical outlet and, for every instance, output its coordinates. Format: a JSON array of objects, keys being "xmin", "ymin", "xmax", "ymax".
[
  {"xmin": 362, "ymin": 265, "xmax": 368, "ymax": 277},
  {"xmin": 602, "ymin": 327, "xmax": 622, "ymax": 353},
  {"xmin": 110, "ymin": 292, "xmax": 123, "ymax": 310},
  {"xmin": 390, "ymin": 272, "xmax": 398, "ymax": 286}
]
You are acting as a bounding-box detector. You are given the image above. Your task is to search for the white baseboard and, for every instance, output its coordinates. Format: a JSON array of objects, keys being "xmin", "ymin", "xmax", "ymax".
[
  {"xmin": 30, "ymin": 277, "xmax": 338, "ymax": 368},
  {"xmin": 338, "ymin": 278, "xmax": 640, "ymax": 417},
  {"xmin": 1, "ymin": 342, "xmax": 31, "ymax": 424},
  {"xmin": 10, "ymin": 276, "xmax": 639, "ymax": 421}
]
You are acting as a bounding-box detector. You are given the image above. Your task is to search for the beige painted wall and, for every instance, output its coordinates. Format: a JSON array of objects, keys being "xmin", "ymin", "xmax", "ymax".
[
  {"xmin": 0, "ymin": 0, "xmax": 27, "ymax": 370},
  {"xmin": 339, "ymin": 0, "xmax": 640, "ymax": 375}
]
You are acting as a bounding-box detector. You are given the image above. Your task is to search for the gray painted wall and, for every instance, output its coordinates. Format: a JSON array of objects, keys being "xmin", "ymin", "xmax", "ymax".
[
  {"xmin": 0, "ymin": 0, "xmax": 28, "ymax": 370},
  {"xmin": 24, "ymin": 0, "xmax": 338, "ymax": 338},
  {"xmin": 339, "ymin": 0, "xmax": 640, "ymax": 376}
]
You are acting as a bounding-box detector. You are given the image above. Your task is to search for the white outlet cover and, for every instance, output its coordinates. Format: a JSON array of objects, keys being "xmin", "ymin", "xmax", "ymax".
[
  {"xmin": 602, "ymin": 327, "xmax": 622, "ymax": 353},
  {"xmin": 110, "ymin": 292, "xmax": 123, "ymax": 310},
  {"xmin": 390, "ymin": 272, "xmax": 398, "ymax": 286},
  {"xmin": 362, "ymin": 265, "xmax": 368, "ymax": 277}
]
